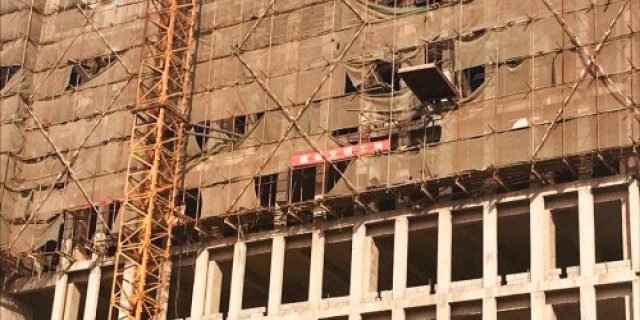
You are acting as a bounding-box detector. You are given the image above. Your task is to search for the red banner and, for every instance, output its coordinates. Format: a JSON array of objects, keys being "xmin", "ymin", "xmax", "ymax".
[{"xmin": 292, "ymin": 139, "xmax": 390, "ymax": 167}]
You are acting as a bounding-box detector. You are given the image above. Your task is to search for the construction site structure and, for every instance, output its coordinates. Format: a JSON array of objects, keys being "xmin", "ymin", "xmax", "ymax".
[
  {"xmin": 1, "ymin": 0, "xmax": 640, "ymax": 320},
  {"xmin": 107, "ymin": 0, "xmax": 198, "ymax": 319}
]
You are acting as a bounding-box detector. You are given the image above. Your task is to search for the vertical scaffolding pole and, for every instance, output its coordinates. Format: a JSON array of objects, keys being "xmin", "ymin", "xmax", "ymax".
[{"xmin": 108, "ymin": 0, "xmax": 198, "ymax": 319}]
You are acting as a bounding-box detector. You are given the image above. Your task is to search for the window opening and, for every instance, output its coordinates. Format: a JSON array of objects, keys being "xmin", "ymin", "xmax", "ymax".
[
  {"xmin": 291, "ymin": 166, "xmax": 317, "ymax": 202},
  {"xmin": 325, "ymin": 161, "xmax": 351, "ymax": 193},
  {"xmin": 66, "ymin": 53, "xmax": 118, "ymax": 90},
  {"xmin": 0, "ymin": 65, "xmax": 21, "ymax": 90},
  {"xmin": 254, "ymin": 174, "xmax": 278, "ymax": 207}
]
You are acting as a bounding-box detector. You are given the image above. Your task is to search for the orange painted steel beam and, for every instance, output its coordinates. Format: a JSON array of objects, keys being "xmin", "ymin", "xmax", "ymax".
[{"xmin": 107, "ymin": 0, "xmax": 197, "ymax": 319}]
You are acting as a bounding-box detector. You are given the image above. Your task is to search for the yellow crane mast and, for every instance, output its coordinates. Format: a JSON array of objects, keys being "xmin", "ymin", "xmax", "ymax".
[{"xmin": 108, "ymin": 0, "xmax": 198, "ymax": 319}]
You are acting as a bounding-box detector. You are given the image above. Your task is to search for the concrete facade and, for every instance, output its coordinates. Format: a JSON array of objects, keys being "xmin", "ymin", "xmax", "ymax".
[{"xmin": 2, "ymin": 0, "xmax": 640, "ymax": 319}]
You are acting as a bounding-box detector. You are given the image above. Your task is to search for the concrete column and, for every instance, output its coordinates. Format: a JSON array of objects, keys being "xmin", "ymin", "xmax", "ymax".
[
  {"xmin": 483, "ymin": 202, "xmax": 498, "ymax": 289},
  {"xmin": 392, "ymin": 308, "xmax": 406, "ymax": 320},
  {"xmin": 578, "ymin": 187, "xmax": 596, "ymax": 276},
  {"xmin": 436, "ymin": 210, "xmax": 452, "ymax": 320},
  {"xmin": 628, "ymin": 180, "xmax": 640, "ymax": 271},
  {"xmin": 632, "ymin": 278, "xmax": 640, "ymax": 320},
  {"xmin": 204, "ymin": 259, "xmax": 224, "ymax": 315},
  {"xmin": 580, "ymin": 285, "xmax": 597, "ymax": 320},
  {"xmin": 51, "ymin": 273, "xmax": 69, "ymax": 320},
  {"xmin": 529, "ymin": 194, "xmax": 547, "ymax": 320},
  {"xmin": 350, "ymin": 224, "xmax": 367, "ymax": 306},
  {"xmin": 190, "ymin": 249, "xmax": 210, "ymax": 320},
  {"xmin": 530, "ymin": 194, "xmax": 547, "ymax": 282},
  {"xmin": 228, "ymin": 242, "xmax": 247, "ymax": 319},
  {"xmin": 268, "ymin": 236, "xmax": 286, "ymax": 316},
  {"xmin": 63, "ymin": 282, "xmax": 81, "ymax": 320},
  {"xmin": 393, "ymin": 217, "xmax": 409, "ymax": 299},
  {"xmin": 436, "ymin": 210, "xmax": 452, "ymax": 293},
  {"xmin": 82, "ymin": 267, "xmax": 101, "ymax": 320},
  {"xmin": 436, "ymin": 303, "xmax": 450, "ymax": 320},
  {"xmin": 530, "ymin": 292, "xmax": 546, "ymax": 320},
  {"xmin": 308, "ymin": 230, "xmax": 325, "ymax": 306},
  {"xmin": 482, "ymin": 297, "xmax": 497, "ymax": 320}
]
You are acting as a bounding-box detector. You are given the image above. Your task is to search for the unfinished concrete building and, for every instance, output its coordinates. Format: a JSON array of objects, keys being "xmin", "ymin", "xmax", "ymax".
[{"xmin": 1, "ymin": 0, "xmax": 639, "ymax": 319}]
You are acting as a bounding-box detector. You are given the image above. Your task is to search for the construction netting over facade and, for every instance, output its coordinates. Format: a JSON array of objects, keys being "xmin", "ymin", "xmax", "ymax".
[{"xmin": 1, "ymin": 0, "xmax": 639, "ymax": 271}]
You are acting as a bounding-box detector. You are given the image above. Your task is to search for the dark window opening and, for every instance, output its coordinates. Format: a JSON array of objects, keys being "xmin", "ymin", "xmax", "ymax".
[
  {"xmin": 462, "ymin": 65, "xmax": 486, "ymax": 94},
  {"xmin": 497, "ymin": 203, "xmax": 530, "ymax": 284},
  {"xmin": 0, "ymin": 65, "xmax": 21, "ymax": 90},
  {"xmin": 242, "ymin": 242, "xmax": 271, "ymax": 310},
  {"xmin": 546, "ymin": 289, "xmax": 581, "ymax": 320},
  {"xmin": 552, "ymin": 207, "xmax": 580, "ymax": 277},
  {"xmin": 451, "ymin": 208, "xmax": 483, "ymax": 282},
  {"xmin": 234, "ymin": 115, "xmax": 247, "ymax": 135},
  {"xmin": 213, "ymin": 112, "xmax": 264, "ymax": 143},
  {"xmin": 193, "ymin": 121, "xmax": 211, "ymax": 150},
  {"xmin": 291, "ymin": 166, "xmax": 317, "ymax": 202},
  {"xmin": 554, "ymin": 169, "xmax": 578, "ymax": 184},
  {"xmin": 408, "ymin": 124, "xmax": 442, "ymax": 147},
  {"xmin": 167, "ymin": 263, "xmax": 195, "ymax": 319},
  {"xmin": 325, "ymin": 161, "xmax": 350, "ymax": 193},
  {"xmin": 451, "ymin": 300, "xmax": 483, "ymax": 320},
  {"xmin": 360, "ymin": 60, "xmax": 401, "ymax": 94},
  {"xmin": 64, "ymin": 209, "xmax": 97, "ymax": 259},
  {"xmin": 183, "ymin": 188, "xmax": 202, "ymax": 220},
  {"xmin": 594, "ymin": 200, "xmax": 624, "ymax": 263},
  {"xmin": 592, "ymin": 159, "xmax": 619, "ymax": 178},
  {"xmin": 377, "ymin": 198, "xmax": 396, "ymax": 212},
  {"xmin": 323, "ymin": 234, "xmax": 352, "ymax": 298},
  {"xmin": 66, "ymin": 53, "xmax": 118, "ymax": 90},
  {"xmin": 371, "ymin": 235, "xmax": 394, "ymax": 293},
  {"xmin": 331, "ymin": 127, "xmax": 358, "ymax": 138},
  {"xmin": 254, "ymin": 174, "xmax": 278, "ymax": 207},
  {"xmin": 426, "ymin": 39, "xmax": 454, "ymax": 71},
  {"xmin": 15, "ymin": 286, "xmax": 55, "ymax": 320},
  {"xmin": 407, "ymin": 217, "xmax": 438, "ymax": 291},
  {"xmin": 344, "ymin": 73, "xmax": 357, "ymax": 94},
  {"xmin": 282, "ymin": 235, "xmax": 312, "ymax": 304}
]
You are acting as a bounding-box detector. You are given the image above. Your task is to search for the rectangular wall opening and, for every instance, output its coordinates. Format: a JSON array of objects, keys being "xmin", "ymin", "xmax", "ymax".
[
  {"xmin": 546, "ymin": 288, "xmax": 580, "ymax": 320},
  {"xmin": 368, "ymin": 226, "xmax": 394, "ymax": 294},
  {"xmin": 14, "ymin": 286, "xmax": 55, "ymax": 320},
  {"xmin": 451, "ymin": 208, "xmax": 483, "ymax": 282},
  {"xmin": 594, "ymin": 200, "xmax": 624, "ymax": 263},
  {"xmin": 167, "ymin": 260, "xmax": 195, "ymax": 320},
  {"xmin": 282, "ymin": 234, "xmax": 312, "ymax": 304},
  {"xmin": 497, "ymin": 201, "xmax": 530, "ymax": 283},
  {"xmin": 497, "ymin": 294, "xmax": 531, "ymax": 320},
  {"xmin": 323, "ymin": 230, "xmax": 352, "ymax": 299},
  {"xmin": 291, "ymin": 166, "xmax": 317, "ymax": 203},
  {"xmin": 64, "ymin": 273, "xmax": 89, "ymax": 320},
  {"xmin": 407, "ymin": 215, "xmax": 438, "ymax": 291},
  {"xmin": 95, "ymin": 268, "xmax": 113, "ymax": 320},
  {"xmin": 362, "ymin": 310, "xmax": 392, "ymax": 320},
  {"xmin": 596, "ymin": 283, "xmax": 632, "ymax": 320},
  {"xmin": 551, "ymin": 206, "xmax": 580, "ymax": 277},
  {"xmin": 406, "ymin": 305, "xmax": 436, "ymax": 320},
  {"xmin": 207, "ymin": 249, "xmax": 234, "ymax": 317},
  {"xmin": 242, "ymin": 240, "xmax": 272, "ymax": 310},
  {"xmin": 451, "ymin": 300, "xmax": 482, "ymax": 320}
]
